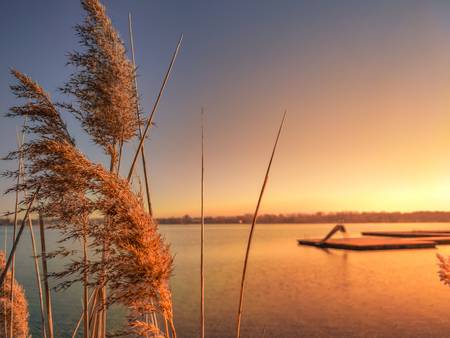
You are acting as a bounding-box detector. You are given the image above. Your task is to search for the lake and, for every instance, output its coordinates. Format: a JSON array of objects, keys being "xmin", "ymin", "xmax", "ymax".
[{"xmin": 8, "ymin": 223, "xmax": 450, "ymax": 337}]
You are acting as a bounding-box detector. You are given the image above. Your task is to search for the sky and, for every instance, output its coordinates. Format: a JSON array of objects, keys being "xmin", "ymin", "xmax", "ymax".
[{"xmin": 1, "ymin": 0, "xmax": 450, "ymax": 217}]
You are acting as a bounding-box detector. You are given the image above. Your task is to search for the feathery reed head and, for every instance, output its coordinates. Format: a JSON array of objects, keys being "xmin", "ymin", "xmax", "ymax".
[
  {"xmin": 62, "ymin": 0, "xmax": 138, "ymax": 162},
  {"xmin": 7, "ymin": 69, "xmax": 173, "ymax": 335},
  {"xmin": 0, "ymin": 251, "xmax": 30, "ymax": 338}
]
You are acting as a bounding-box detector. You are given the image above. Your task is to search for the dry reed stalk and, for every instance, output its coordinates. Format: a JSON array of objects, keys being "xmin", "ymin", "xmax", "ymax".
[
  {"xmin": 0, "ymin": 250, "xmax": 30, "ymax": 337},
  {"xmin": 39, "ymin": 212, "xmax": 54, "ymax": 338},
  {"xmin": 117, "ymin": 133, "xmax": 124, "ymax": 174},
  {"xmin": 2, "ymin": 223, "xmax": 6, "ymax": 338},
  {"xmin": 163, "ymin": 317, "xmax": 170, "ymax": 338},
  {"xmin": 235, "ymin": 111, "xmax": 286, "ymax": 338},
  {"xmin": 128, "ymin": 13, "xmax": 160, "ymax": 333},
  {"xmin": 128, "ymin": 12, "xmax": 154, "ymax": 217},
  {"xmin": 71, "ymin": 290, "xmax": 96, "ymax": 338},
  {"xmin": 9, "ymin": 131, "xmax": 22, "ymax": 338},
  {"xmin": 169, "ymin": 317, "xmax": 177, "ymax": 338},
  {"xmin": 25, "ymin": 196, "xmax": 47, "ymax": 338},
  {"xmin": 200, "ymin": 108, "xmax": 205, "ymax": 338},
  {"xmin": 127, "ymin": 34, "xmax": 183, "ymax": 182},
  {"xmin": 83, "ymin": 223, "xmax": 89, "ymax": 338},
  {"xmin": 0, "ymin": 187, "xmax": 40, "ymax": 287},
  {"xmin": 88, "ymin": 289, "xmax": 100, "ymax": 337},
  {"xmin": 16, "ymin": 120, "xmax": 48, "ymax": 338}
]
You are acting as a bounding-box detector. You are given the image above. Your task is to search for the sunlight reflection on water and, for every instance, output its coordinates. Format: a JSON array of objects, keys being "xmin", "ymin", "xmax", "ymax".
[{"xmin": 8, "ymin": 223, "xmax": 450, "ymax": 337}]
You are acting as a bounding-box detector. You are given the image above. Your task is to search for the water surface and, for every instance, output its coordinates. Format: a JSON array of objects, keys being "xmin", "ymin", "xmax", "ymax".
[{"xmin": 8, "ymin": 223, "xmax": 450, "ymax": 337}]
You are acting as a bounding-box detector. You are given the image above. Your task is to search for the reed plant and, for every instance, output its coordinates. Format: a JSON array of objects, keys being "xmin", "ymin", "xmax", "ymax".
[
  {"xmin": 6, "ymin": 69, "xmax": 173, "ymax": 336},
  {"xmin": 1, "ymin": 1, "xmax": 290, "ymax": 337},
  {"xmin": 0, "ymin": 250, "xmax": 29, "ymax": 338}
]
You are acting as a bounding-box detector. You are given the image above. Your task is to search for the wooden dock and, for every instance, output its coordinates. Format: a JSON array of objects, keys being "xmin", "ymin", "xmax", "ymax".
[{"xmin": 298, "ymin": 237, "xmax": 436, "ymax": 250}]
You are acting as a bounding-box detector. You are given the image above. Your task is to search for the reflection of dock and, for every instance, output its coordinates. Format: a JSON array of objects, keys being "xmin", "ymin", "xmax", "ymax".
[{"xmin": 298, "ymin": 228, "xmax": 450, "ymax": 250}]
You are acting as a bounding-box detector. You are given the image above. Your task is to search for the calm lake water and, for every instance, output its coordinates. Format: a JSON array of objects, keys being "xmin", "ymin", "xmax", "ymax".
[{"xmin": 8, "ymin": 222, "xmax": 450, "ymax": 337}]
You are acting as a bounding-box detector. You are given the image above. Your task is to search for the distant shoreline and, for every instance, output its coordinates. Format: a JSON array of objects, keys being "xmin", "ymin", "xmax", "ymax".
[
  {"xmin": 157, "ymin": 211, "xmax": 450, "ymax": 224},
  {"xmin": 3, "ymin": 211, "xmax": 450, "ymax": 225}
]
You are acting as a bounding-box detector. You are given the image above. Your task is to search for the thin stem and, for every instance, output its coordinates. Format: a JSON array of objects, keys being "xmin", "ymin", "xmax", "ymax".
[
  {"xmin": 72, "ymin": 289, "xmax": 96, "ymax": 338},
  {"xmin": 116, "ymin": 133, "xmax": 124, "ymax": 175},
  {"xmin": 39, "ymin": 212, "xmax": 54, "ymax": 338},
  {"xmin": 88, "ymin": 289, "xmax": 100, "ymax": 337},
  {"xmin": 0, "ymin": 186, "xmax": 40, "ymax": 287},
  {"xmin": 164, "ymin": 316, "xmax": 170, "ymax": 338},
  {"xmin": 9, "ymin": 131, "xmax": 22, "ymax": 337},
  {"xmin": 235, "ymin": 111, "xmax": 286, "ymax": 338},
  {"xmin": 200, "ymin": 108, "xmax": 205, "ymax": 338},
  {"xmin": 2, "ymin": 211, "xmax": 6, "ymax": 338},
  {"xmin": 127, "ymin": 34, "xmax": 183, "ymax": 182},
  {"xmin": 83, "ymin": 224, "xmax": 89, "ymax": 338},
  {"xmin": 27, "ymin": 209, "xmax": 47, "ymax": 338},
  {"xmin": 128, "ymin": 14, "xmax": 160, "ymax": 335},
  {"xmin": 169, "ymin": 317, "xmax": 177, "ymax": 338},
  {"xmin": 18, "ymin": 125, "xmax": 47, "ymax": 338},
  {"xmin": 128, "ymin": 12, "xmax": 154, "ymax": 217}
]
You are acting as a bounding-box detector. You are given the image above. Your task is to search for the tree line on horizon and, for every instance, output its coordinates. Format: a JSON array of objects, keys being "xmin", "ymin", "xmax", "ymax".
[{"xmin": 157, "ymin": 211, "xmax": 450, "ymax": 224}]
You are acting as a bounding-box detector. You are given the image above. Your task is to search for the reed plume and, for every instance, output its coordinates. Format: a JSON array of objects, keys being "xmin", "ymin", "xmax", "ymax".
[
  {"xmin": 0, "ymin": 250, "xmax": 29, "ymax": 338},
  {"xmin": 6, "ymin": 70, "xmax": 173, "ymax": 336},
  {"xmin": 62, "ymin": 0, "xmax": 138, "ymax": 166}
]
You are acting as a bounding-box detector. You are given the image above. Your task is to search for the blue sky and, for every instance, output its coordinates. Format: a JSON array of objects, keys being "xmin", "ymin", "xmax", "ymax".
[{"xmin": 2, "ymin": 1, "xmax": 450, "ymax": 217}]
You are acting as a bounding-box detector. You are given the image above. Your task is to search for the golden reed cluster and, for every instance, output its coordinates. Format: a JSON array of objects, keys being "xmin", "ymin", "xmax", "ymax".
[
  {"xmin": 4, "ymin": 0, "xmax": 174, "ymax": 335},
  {"xmin": 3, "ymin": 0, "xmax": 287, "ymax": 337}
]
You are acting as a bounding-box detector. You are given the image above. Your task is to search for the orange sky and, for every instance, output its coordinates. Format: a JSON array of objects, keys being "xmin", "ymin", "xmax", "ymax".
[{"xmin": 2, "ymin": 1, "xmax": 450, "ymax": 217}]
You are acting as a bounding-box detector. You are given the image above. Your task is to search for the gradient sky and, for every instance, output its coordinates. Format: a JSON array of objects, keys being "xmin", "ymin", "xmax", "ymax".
[{"xmin": 2, "ymin": 0, "xmax": 450, "ymax": 217}]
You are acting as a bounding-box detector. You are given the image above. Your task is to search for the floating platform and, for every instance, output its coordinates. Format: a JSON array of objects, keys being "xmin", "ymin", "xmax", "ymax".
[
  {"xmin": 298, "ymin": 237, "xmax": 437, "ymax": 250},
  {"xmin": 361, "ymin": 231, "xmax": 450, "ymax": 238}
]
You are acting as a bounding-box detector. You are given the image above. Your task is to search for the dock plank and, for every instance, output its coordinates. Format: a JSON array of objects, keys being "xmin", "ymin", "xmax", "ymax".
[{"xmin": 298, "ymin": 237, "xmax": 436, "ymax": 250}]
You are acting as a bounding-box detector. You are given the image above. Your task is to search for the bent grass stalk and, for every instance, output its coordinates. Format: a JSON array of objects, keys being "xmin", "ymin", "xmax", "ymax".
[
  {"xmin": 235, "ymin": 111, "xmax": 287, "ymax": 338},
  {"xmin": 127, "ymin": 34, "xmax": 183, "ymax": 182}
]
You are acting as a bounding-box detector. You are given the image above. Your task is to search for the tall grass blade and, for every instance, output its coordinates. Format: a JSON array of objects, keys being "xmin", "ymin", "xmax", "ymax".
[
  {"xmin": 128, "ymin": 14, "xmax": 159, "ymax": 333},
  {"xmin": 26, "ymin": 202, "xmax": 47, "ymax": 338},
  {"xmin": 82, "ymin": 225, "xmax": 89, "ymax": 338},
  {"xmin": 200, "ymin": 108, "xmax": 205, "ymax": 338},
  {"xmin": 39, "ymin": 212, "xmax": 54, "ymax": 338},
  {"xmin": 128, "ymin": 12, "xmax": 154, "ymax": 217},
  {"xmin": 127, "ymin": 34, "xmax": 183, "ymax": 182},
  {"xmin": 235, "ymin": 110, "xmax": 287, "ymax": 338},
  {"xmin": 9, "ymin": 130, "xmax": 22, "ymax": 338},
  {"xmin": 2, "ymin": 209, "xmax": 6, "ymax": 337}
]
